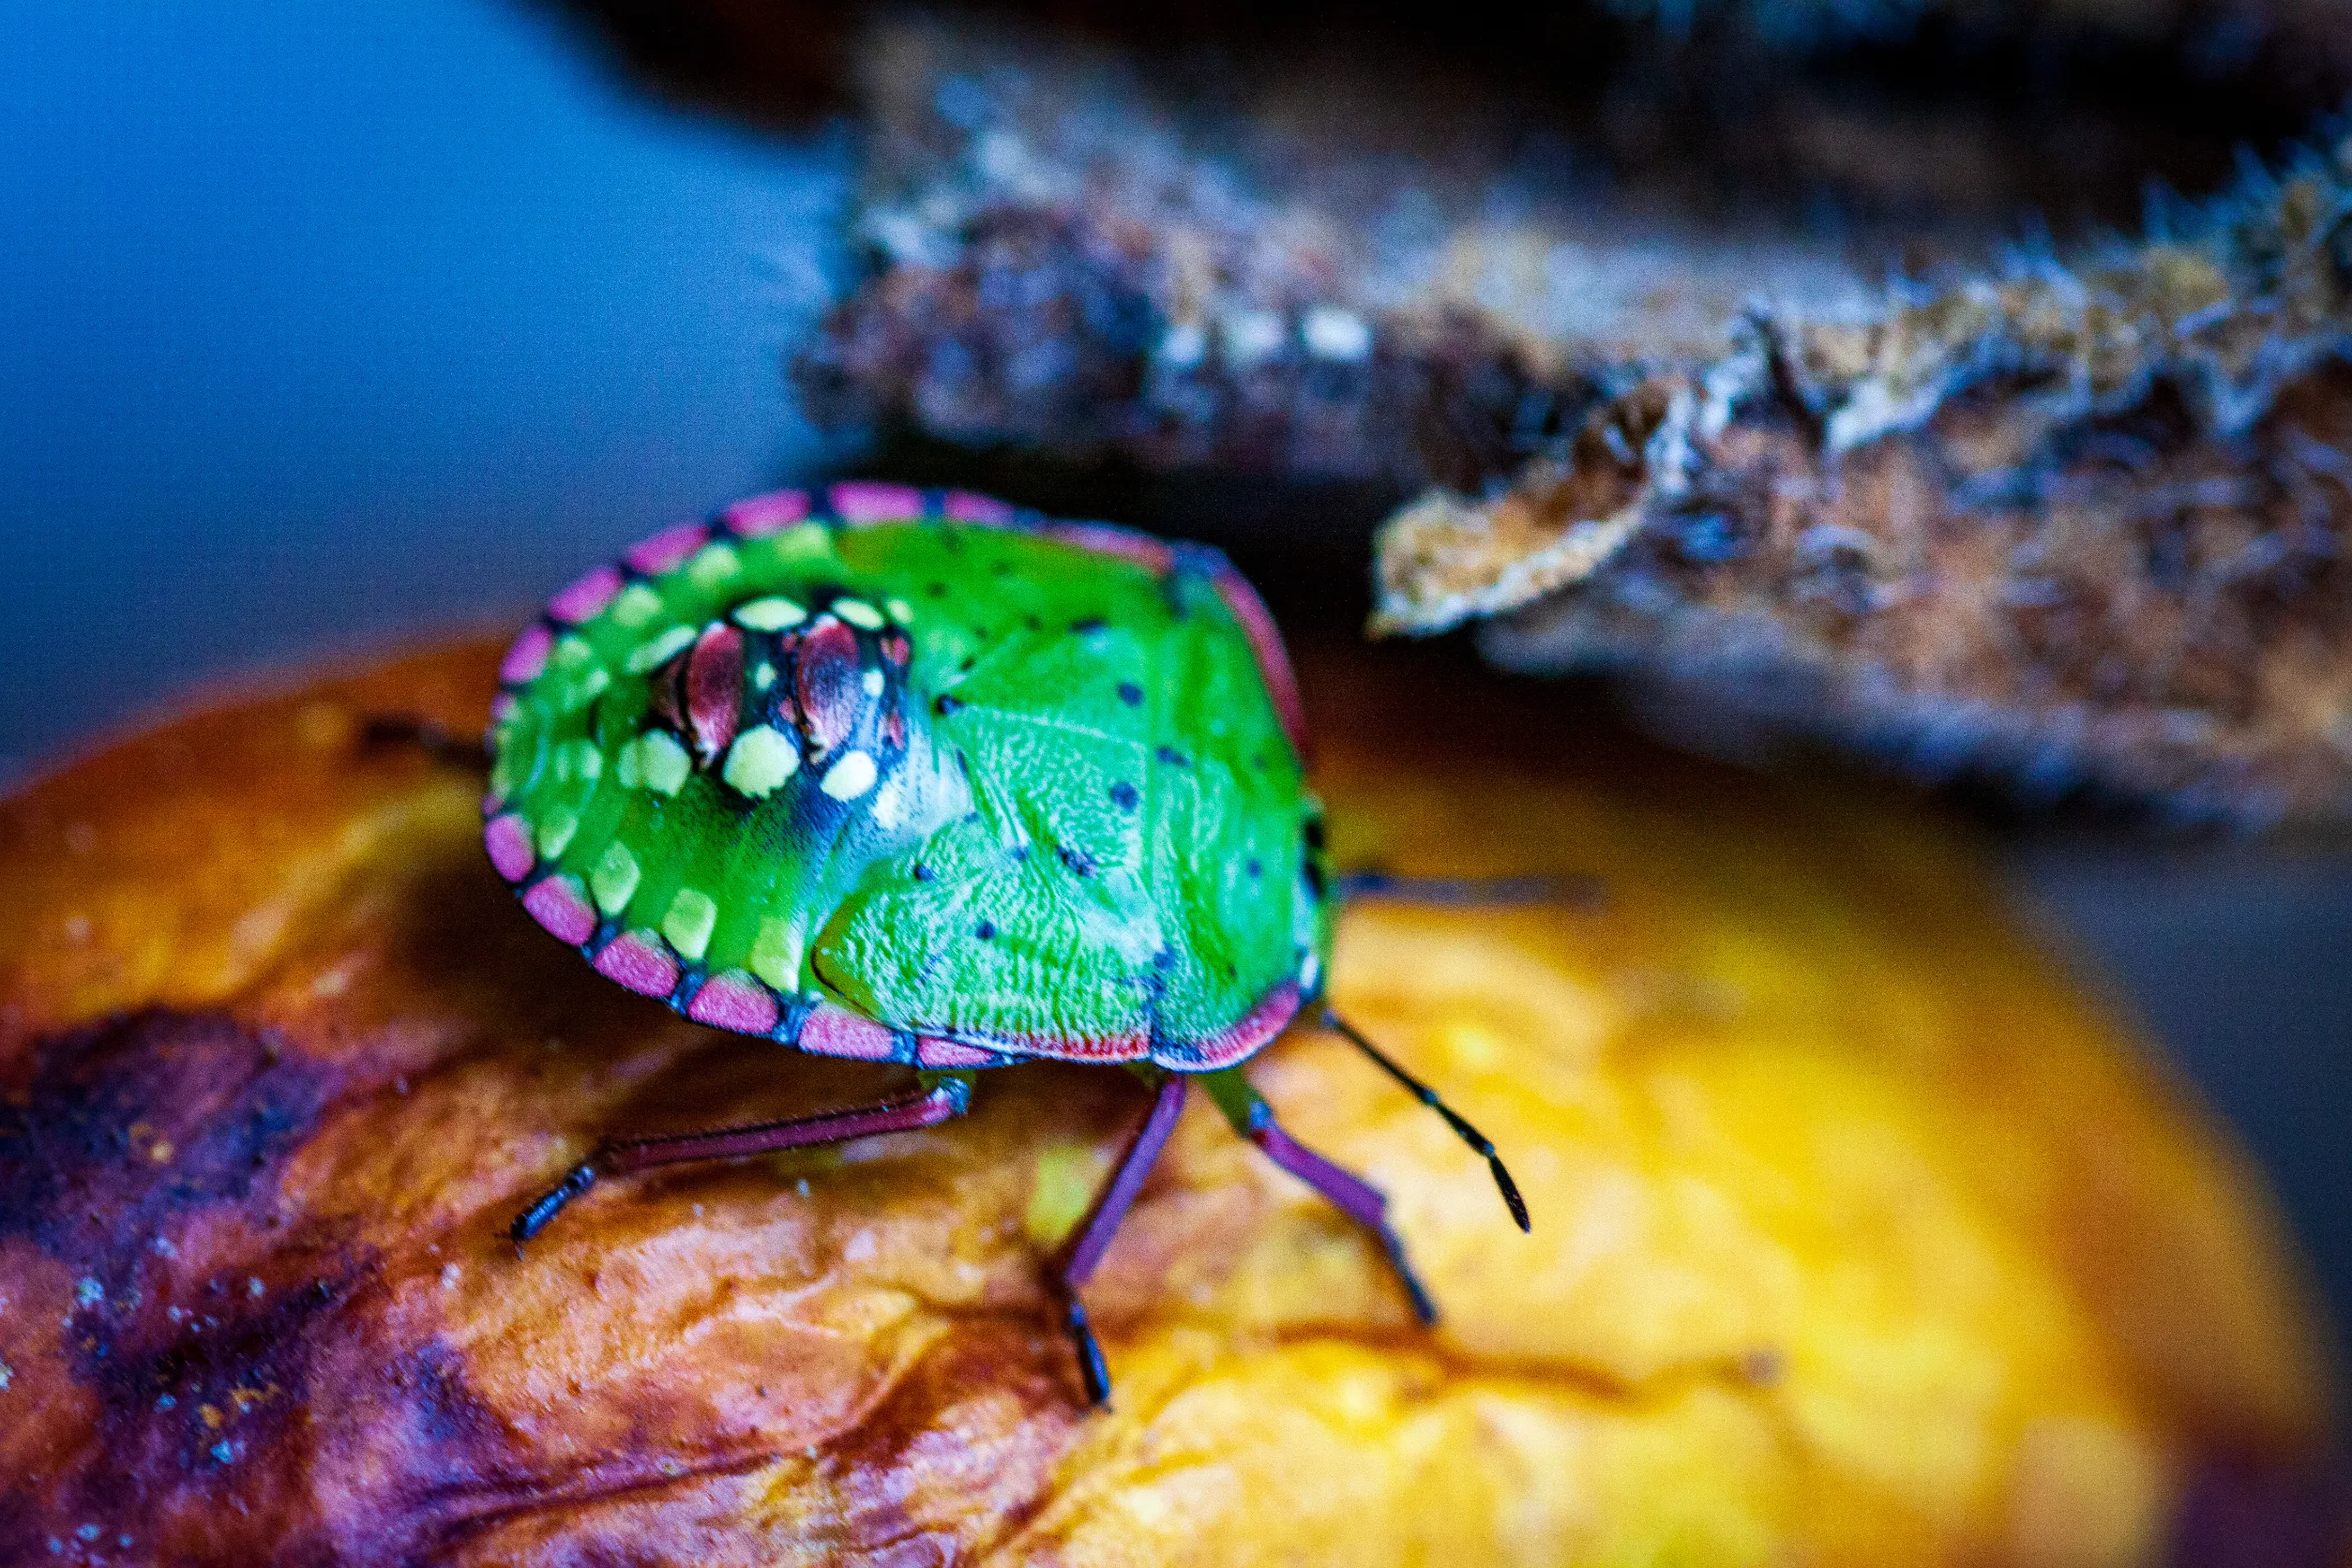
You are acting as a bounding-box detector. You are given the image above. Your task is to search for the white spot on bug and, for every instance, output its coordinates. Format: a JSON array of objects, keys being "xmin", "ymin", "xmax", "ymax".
[
  {"xmin": 1221, "ymin": 309, "xmax": 1286, "ymax": 369},
  {"xmin": 550, "ymin": 634, "xmax": 596, "ymax": 669},
  {"xmin": 686, "ymin": 543, "xmax": 742, "ymax": 588},
  {"xmin": 552, "ymin": 666, "xmax": 611, "ymax": 715},
  {"xmin": 1300, "ymin": 950, "xmax": 1321, "ymax": 994},
  {"xmin": 861, "ymin": 669, "xmax": 885, "ymax": 698},
  {"xmin": 821, "ymin": 750, "xmax": 878, "ymax": 800},
  {"xmin": 722, "ymin": 726, "xmax": 801, "ymax": 798},
  {"xmin": 591, "ymin": 842, "xmax": 641, "ymax": 915},
  {"xmin": 534, "ymin": 807, "xmax": 579, "ymax": 860},
  {"xmin": 871, "ymin": 778, "xmax": 906, "ymax": 830},
  {"xmin": 752, "ymin": 661, "xmax": 776, "ymax": 690},
  {"xmin": 440, "ymin": 1264, "xmax": 461, "ymax": 1289},
  {"xmin": 626, "ymin": 625, "xmax": 697, "ymax": 674},
  {"xmin": 733, "ymin": 596, "xmax": 807, "ymax": 632},
  {"xmin": 842, "ymin": 1230, "xmax": 878, "ymax": 1263},
  {"xmin": 610, "ymin": 583, "xmax": 665, "ymax": 627},
  {"xmin": 662, "ymin": 888, "xmax": 718, "ymax": 961},
  {"xmin": 617, "ymin": 731, "xmax": 691, "ymax": 795},
  {"xmin": 554, "ymin": 738, "xmax": 603, "ymax": 782},
  {"xmin": 1303, "ymin": 305, "xmax": 1373, "ymax": 362},
  {"xmin": 749, "ymin": 915, "xmax": 804, "ymax": 991},
  {"xmin": 833, "ymin": 598, "xmax": 886, "ymax": 630},
  {"xmin": 885, "ymin": 597, "xmax": 914, "ymax": 625}
]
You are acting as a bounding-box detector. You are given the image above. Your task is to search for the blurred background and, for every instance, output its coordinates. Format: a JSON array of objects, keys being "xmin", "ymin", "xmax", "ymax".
[{"xmin": 1, "ymin": 0, "xmax": 2344, "ymax": 1364}]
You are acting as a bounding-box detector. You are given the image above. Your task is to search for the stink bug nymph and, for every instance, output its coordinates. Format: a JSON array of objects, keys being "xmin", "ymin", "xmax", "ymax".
[{"xmin": 468, "ymin": 483, "xmax": 1529, "ymax": 1405}]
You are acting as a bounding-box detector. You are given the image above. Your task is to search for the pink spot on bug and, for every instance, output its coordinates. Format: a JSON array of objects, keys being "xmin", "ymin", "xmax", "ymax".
[
  {"xmin": 721, "ymin": 489, "xmax": 810, "ymax": 537},
  {"xmin": 1212, "ymin": 569, "xmax": 1309, "ymax": 758},
  {"xmin": 1152, "ymin": 979, "xmax": 1302, "ymax": 1072},
  {"xmin": 942, "ymin": 490, "xmax": 1018, "ymax": 525},
  {"xmin": 795, "ymin": 617, "xmax": 865, "ymax": 755},
  {"xmin": 1042, "ymin": 522, "xmax": 1176, "ymax": 574},
  {"xmin": 625, "ymin": 521, "xmax": 710, "ymax": 576},
  {"xmin": 829, "ymin": 481, "xmax": 924, "ymax": 524},
  {"xmin": 594, "ymin": 930, "xmax": 680, "ymax": 997},
  {"xmin": 913, "ymin": 1037, "xmax": 1001, "ymax": 1069},
  {"xmin": 498, "ymin": 624, "xmax": 553, "ymax": 686},
  {"xmin": 686, "ymin": 971, "xmax": 780, "ymax": 1034},
  {"xmin": 484, "ymin": 814, "xmax": 536, "ymax": 882},
  {"xmin": 547, "ymin": 565, "xmax": 624, "ymax": 624},
  {"xmin": 685, "ymin": 622, "xmax": 745, "ymax": 765},
  {"xmin": 799, "ymin": 1005, "xmax": 899, "ymax": 1062},
  {"xmin": 522, "ymin": 874, "xmax": 597, "ymax": 945}
]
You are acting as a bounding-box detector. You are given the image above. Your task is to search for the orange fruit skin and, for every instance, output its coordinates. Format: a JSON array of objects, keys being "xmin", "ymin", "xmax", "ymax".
[{"xmin": 0, "ymin": 636, "xmax": 2335, "ymax": 1566}]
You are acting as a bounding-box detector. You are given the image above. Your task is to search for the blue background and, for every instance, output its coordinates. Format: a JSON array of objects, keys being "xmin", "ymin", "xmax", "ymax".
[{"xmin": 3, "ymin": 0, "xmax": 2345, "ymax": 1360}]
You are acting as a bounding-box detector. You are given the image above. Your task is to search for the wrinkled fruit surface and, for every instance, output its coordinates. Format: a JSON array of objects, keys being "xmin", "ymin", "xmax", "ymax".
[{"xmin": 0, "ymin": 637, "xmax": 2335, "ymax": 1566}]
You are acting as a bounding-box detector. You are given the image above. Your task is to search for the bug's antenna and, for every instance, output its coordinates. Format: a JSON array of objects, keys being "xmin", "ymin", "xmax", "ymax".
[
  {"xmin": 1320, "ymin": 1007, "xmax": 1530, "ymax": 1233},
  {"xmin": 1332, "ymin": 870, "xmax": 1602, "ymax": 909},
  {"xmin": 360, "ymin": 715, "xmax": 490, "ymax": 773}
]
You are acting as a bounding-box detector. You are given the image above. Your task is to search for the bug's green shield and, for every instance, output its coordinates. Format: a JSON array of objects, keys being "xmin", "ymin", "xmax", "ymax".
[{"xmin": 486, "ymin": 485, "xmax": 1325, "ymax": 1073}]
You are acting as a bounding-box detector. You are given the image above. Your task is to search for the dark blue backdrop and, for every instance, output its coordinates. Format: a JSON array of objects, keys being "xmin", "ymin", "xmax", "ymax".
[{"xmin": 3, "ymin": 0, "xmax": 2345, "ymax": 1358}]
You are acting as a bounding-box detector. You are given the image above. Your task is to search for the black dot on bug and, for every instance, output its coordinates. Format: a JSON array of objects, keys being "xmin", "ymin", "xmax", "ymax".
[
  {"xmin": 934, "ymin": 694, "xmax": 964, "ymax": 717},
  {"xmin": 1117, "ymin": 681, "xmax": 1143, "ymax": 706},
  {"xmin": 1109, "ymin": 781, "xmax": 1139, "ymax": 811},
  {"xmin": 1152, "ymin": 947, "xmax": 1177, "ymax": 972},
  {"xmin": 1009, "ymin": 842, "xmax": 1033, "ymax": 862},
  {"xmin": 912, "ymin": 862, "xmax": 934, "ymax": 882},
  {"xmin": 1070, "ymin": 617, "xmax": 1107, "ymax": 635},
  {"xmin": 1057, "ymin": 844, "xmax": 1096, "ymax": 878},
  {"xmin": 1024, "ymin": 614, "xmax": 1041, "ymax": 631},
  {"xmin": 927, "ymin": 582, "xmax": 948, "ymax": 597},
  {"xmin": 975, "ymin": 920, "xmax": 997, "ymax": 941},
  {"xmin": 1245, "ymin": 857, "xmax": 1262, "ymax": 877},
  {"xmin": 1154, "ymin": 746, "xmax": 1189, "ymax": 767},
  {"xmin": 1251, "ymin": 753, "xmax": 1268, "ymax": 771}
]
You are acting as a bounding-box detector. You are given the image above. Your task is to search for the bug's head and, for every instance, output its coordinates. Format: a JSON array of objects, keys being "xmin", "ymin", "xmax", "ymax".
[{"xmin": 632, "ymin": 588, "xmax": 967, "ymax": 849}]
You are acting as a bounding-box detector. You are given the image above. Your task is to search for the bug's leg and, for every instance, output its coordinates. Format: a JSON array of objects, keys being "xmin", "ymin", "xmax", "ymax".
[
  {"xmin": 1320, "ymin": 1009, "xmax": 1530, "ymax": 1232},
  {"xmin": 358, "ymin": 715, "xmax": 490, "ymax": 773},
  {"xmin": 510, "ymin": 1071, "xmax": 973, "ymax": 1244},
  {"xmin": 1048, "ymin": 1070, "xmax": 1189, "ymax": 1408},
  {"xmin": 1198, "ymin": 1068, "xmax": 1438, "ymax": 1326},
  {"xmin": 1331, "ymin": 870, "xmax": 1601, "ymax": 909}
]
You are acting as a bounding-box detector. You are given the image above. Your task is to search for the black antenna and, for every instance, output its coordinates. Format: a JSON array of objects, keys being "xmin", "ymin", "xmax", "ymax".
[{"xmin": 1321, "ymin": 1008, "xmax": 1530, "ymax": 1233}]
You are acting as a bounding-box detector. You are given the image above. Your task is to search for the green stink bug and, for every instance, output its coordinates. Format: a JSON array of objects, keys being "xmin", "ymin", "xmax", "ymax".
[{"xmin": 484, "ymin": 483, "xmax": 1526, "ymax": 1403}]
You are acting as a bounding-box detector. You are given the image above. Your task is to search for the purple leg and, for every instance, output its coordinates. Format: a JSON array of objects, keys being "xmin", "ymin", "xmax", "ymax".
[
  {"xmin": 510, "ymin": 1075, "xmax": 972, "ymax": 1243},
  {"xmin": 1050, "ymin": 1073, "xmax": 1189, "ymax": 1405},
  {"xmin": 1201, "ymin": 1068, "xmax": 1438, "ymax": 1325}
]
